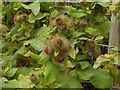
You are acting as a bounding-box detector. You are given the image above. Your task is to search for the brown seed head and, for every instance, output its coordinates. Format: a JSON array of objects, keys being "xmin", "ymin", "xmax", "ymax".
[
  {"xmin": 60, "ymin": 25, "xmax": 66, "ymax": 31},
  {"xmin": 55, "ymin": 52, "xmax": 65, "ymax": 62},
  {"xmin": 44, "ymin": 46, "xmax": 52, "ymax": 55},
  {"xmin": 56, "ymin": 17, "xmax": 61, "ymax": 24}
]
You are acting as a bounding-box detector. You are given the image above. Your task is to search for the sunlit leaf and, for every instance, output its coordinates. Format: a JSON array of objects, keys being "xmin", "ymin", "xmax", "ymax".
[
  {"xmin": 7, "ymin": 68, "xmax": 17, "ymax": 77},
  {"xmin": 24, "ymin": 51, "xmax": 40, "ymax": 62},
  {"xmin": 85, "ymin": 28, "xmax": 98, "ymax": 36},
  {"xmin": 2, "ymin": 79, "xmax": 19, "ymax": 88},
  {"xmin": 67, "ymin": 61, "xmax": 74, "ymax": 68},
  {"xmin": 93, "ymin": 55, "xmax": 110, "ymax": 68},
  {"xmin": 68, "ymin": 48, "xmax": 76, "ymax": 59},
  {"xmin": 18, "ymin": 74, "xmax": 34, "ymax": 88},
  {"xmin": 28, "ymin": 2, "xmax": 40, "ymax": 16},
  {"xmin": 50, "ymin": 10, "xmax": 59, "ymax": 19},
  {"xmin": 28, "ymin": 13, "xmax": 43, "ymax": 23}
]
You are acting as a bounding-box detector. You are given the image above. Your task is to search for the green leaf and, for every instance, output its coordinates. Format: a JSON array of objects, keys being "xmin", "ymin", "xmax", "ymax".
[
  {"xmin": 28, "ymin": 2, "xmax": 40, "ymax": 16},
  {"xmin": 15, "ymin": 67, "xmax": 42, "ymax": 78},
  {"xmin": 24, "ymin": 38, "xmax": 45, "ymax": 51},
  {"xmin": 98, "ymin": 2, "xmax": 110, "ymax": 7},
  {"xmin": 77, "ymin": 69, "xmax": 94, "ymax": 80},
  {"xmin": 91, "ymin": 69, "xmax": 113, "ymax": 88},
  {"xmin": 2, "ymin": 3, "xmax": 13, "ymax": 15},
  {"xmin": 60, "ymin": 76, "xmax": 82, "ymax": 88},
  {"xmin": 35, "ymin": 24, "xmax": 50, "ymax": 38},
  {"xmin": 21, "ymin": 3, "xmax": 31, "ymax": 9},
  {"xmin": 18, "ymin": 74, "xmax": 34, "ymax": 88},
  {"xmin": 3, "ymin": 79, "xmax": 19, "ymax": 88},
  {"xmin": 113, "ymin": 54, "xmax": 120, "ymax": 65},
  {"xmin": 96, "ymin": 21, "xmax": 110, "ymax": 38},
  {"xmin": 3, "ymin": 67, "xmax": 9, "ymax": 75},
  {"xmin": 68, "ymin": 48, "xmax": 76, "ymax": 59},
  {"xmin": 51, "ymin": 82, "xmax": 61, "ymax": 88},
  {"xmin": 13, "ymin": 3, "xmax": 23, "ymax": 10},
  {"xmin": 54, "ymin": 50, "xmax": 59, "ymax": 57},
  {"xmin": 24, "ymin": 51, "xmax": 40, "ymax": 62},
  {"xmin": 75, "ymin": 55, "xmax": 86, "ymax": 61},
  {"xmin": 28, "ymin": 13, "xmax": 43, "ymax": 23},
  {"xmin": 85, "ymin": 27, "xmax": 97, "ymax": 36},
  {"xmin": 38, "ymin": 53, "xmax": 48, "ymax": 65},
  {"xmin": 25, "ymin": 30, "xmax": 30, "ymax": 37},
  {"xmin": 7, "ymin": 23, "xmax": 21, "ymax": 36},
  {"xmin": 16, "ymin": 46, "xmax": 25, "ymax": 55},
  {"xmin": 67, "ymin": 61, "xmax": 74, "ymax": 68},
  {"xmin": 68, "ymin": 6, "xmax": 86, "ymax": 18},
  {"xmin": 40, "ymin": 2, "xmax": 53, "ymax": 11},
  {"xmin": 95, "ymin": 36, "xmax": 104, "ymax": 43},
  {"xmin": 74, "ymin": 32, "xmax": 85, "ymax": 38},
  {"xmin": 110, "ymin": 4, "xmax": 116, "ymax": 11},
  {"xmin": 78, "ymin": 37, "xmax": 88, "ymax": 41},
  {"xmin": 15, "ymin": 67, "xmax": 31, "ymax": 76},
  {"xmin": 44, "ymin": 61, "xmax": 60, "ymax": 85},
  {"xmin": 80, "ymin": 61, "xmax": 89, "ymax": 70},
  {"xmin": 50, "ymin": 10, "xmax": 59, "ymax": 19},
  {"xmin": 7, "ymin": 68, "xmax": 17, "ymax": 77}
]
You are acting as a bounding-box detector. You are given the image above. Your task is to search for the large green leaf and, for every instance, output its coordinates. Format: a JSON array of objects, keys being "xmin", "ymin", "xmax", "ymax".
[
  {"xmin": 60, "ymin": 76, "xmax": 82, "ymax": 88},
  {"xmin": 85, "ymin": 27, "xmax": 98, "ymax": 36},
  {"xmin": 6, "ymin": 68, "xmax": 17, "ymax": 77},
  {"xmin": 28, "ymin": 2, "xmax": 40, "ymax": 16},
  {"xmin": 18, "ymin": 74, "xmax": 34, "ymax": 88},
  {"xmin": 96, "ymin": 21, "xmax": 110, "ymax": 38},
  {"xmin": 28, "ymin": 13, "xmax": 43, "ymax": 23},
  {"xmin": 2, "ymin": 79, "xmax": 19, "ymax": 88},
  {"xmin": 68, "ymin": 6, "xmax": 86, "ymax": 18},
  {"xmin": 44, "ymin": 61, "xmax": 60, "ymax": 85},
  {"xmin": 35, "ymin": 24, "xmax": 50, "ymax": 38},
  {"xmin": 24, "ymin": 38, "xmax": 45, "ymax": 51},
  {"xmin": 15, "ymin": 67, "xmax": 42, "ymax": 78},
  {"xmin": 77, "ymin": 69, "xmax": 94, "ymax": 80},
  {"xmin": 91, "ymin": 69, "xmax": 113, "ymax": 88}
]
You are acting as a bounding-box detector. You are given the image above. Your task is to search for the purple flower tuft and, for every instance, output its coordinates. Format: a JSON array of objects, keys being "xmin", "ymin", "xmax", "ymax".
[
  {"xmin": 31, "ymin": 74, "xmax": 35, "ymax": 77},
  {"xmin": 88, "ymin": 51, "xmax": 94, "ymax": 57},
  {"xmin": 81, "ymin": 20, "xmax": 87, "ymax": 25}
]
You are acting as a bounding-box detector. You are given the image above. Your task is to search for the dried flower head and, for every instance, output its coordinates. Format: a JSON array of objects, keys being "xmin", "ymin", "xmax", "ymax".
[
  {"xmin": 44, "ymin": 46, "xmax": 53, "ymax": 55},
  {"xmin": 55, "ymin": 52, "xmax": 65, "ymax": 63}
]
